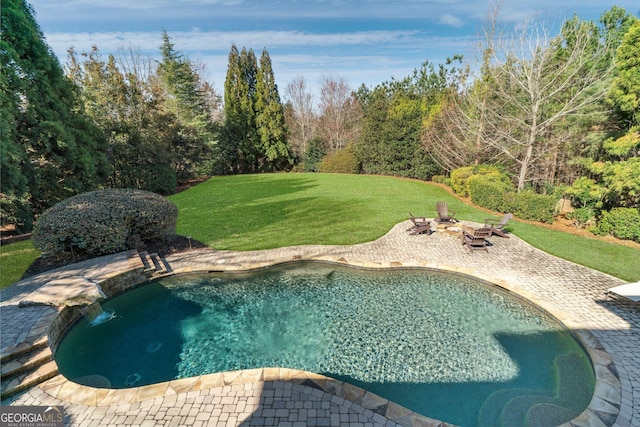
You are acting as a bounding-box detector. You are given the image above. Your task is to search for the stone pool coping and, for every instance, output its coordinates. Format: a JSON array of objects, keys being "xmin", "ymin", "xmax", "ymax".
[{"xmin": 2, "ymin": 220, "xmax": 638, "ymax": 426}]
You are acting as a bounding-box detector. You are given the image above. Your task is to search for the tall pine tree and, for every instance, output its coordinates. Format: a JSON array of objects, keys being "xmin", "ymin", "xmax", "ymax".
[
  {"xmin": 256, "ymin": 49, "xmax": 293, "ymax": 171},
  {"xmin": 221, "ymin": 46, "xmax": 258, "ymax": 172},
  {"xmin": 1, "ymin": 0, "xmax": 109, "ymax": 229},
  {"xmin": 220, "ymin": 45, "xmax": 292, "ymax": 173},
  {"xmin": 157, "ymin": 30, "xmax": 216, "ymax": 182}
]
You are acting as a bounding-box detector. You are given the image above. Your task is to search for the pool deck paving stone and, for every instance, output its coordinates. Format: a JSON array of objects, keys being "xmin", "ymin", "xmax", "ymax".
[{"xmin": 1, "ymin": 220, "xmax": 639, "ymax": 426}]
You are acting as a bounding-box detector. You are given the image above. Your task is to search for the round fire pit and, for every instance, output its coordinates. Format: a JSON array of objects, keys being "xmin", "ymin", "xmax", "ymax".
[{"xmin": 443, "ymin": 225, "xmax": 462, "ymax": 237}]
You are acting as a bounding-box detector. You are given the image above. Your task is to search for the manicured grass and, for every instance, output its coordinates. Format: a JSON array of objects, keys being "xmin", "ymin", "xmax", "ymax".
[
  {"xmin": 0, "ymin": 239, "xmax": 39, "ymax": 290},
  {"xmin": 170, "ymin": 173, "xmax": 640, "ymax": 281},
  {"xmin": 169, "ymin": 173, "xmax": 472, "ymax": 249},
  {"xmin": 2, "ymin": 173, "xmax": 638, "ymax": 289},
  {"xmin": 507, "ymin": 221, "xmax": 640, "ymax": 282}
]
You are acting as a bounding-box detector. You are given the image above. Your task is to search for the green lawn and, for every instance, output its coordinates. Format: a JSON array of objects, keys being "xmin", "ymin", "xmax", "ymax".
[
  {"xmin": 170, "ymin": 173, "xmax": 482, "ymax": 250},
  {"xmin": 0, "ymin": 239, "xmax": 39, "ymax": 289},
  {"xmin": 169, "ymin": 173, "xmax": 640, "ymax": 281},
  {"xmin": 2, "ymin": 173, "xmax": 639, "ymax": 290}
]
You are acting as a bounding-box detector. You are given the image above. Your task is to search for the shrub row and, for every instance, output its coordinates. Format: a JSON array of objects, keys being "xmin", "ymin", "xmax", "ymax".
[
  {"xmin": 33, "ymin": 188, "xmax": 178, "ymax": 258},
  {"xmin": 592, "ymin": 207, "xmax": 640, "ymax": 242},
  {"xmin": 449, "ymin": 165, "xmax": 558, "ymax": 223}
]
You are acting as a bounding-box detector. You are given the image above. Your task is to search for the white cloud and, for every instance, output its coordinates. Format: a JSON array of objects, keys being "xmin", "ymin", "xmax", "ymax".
[
  {"xmin": 438, "ymin": 14, "xmax": 464, "ymax": 28},
  {"xmin": 44, "ymin": 29, "xmax": 428, "ymax": 56}
]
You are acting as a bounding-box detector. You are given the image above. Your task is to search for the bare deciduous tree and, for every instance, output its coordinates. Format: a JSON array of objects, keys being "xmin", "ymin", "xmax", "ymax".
[
  {"xmin": 284, "ymin": 76, "xmax": 316, "ymax": 156},
  {"xmin": 490, "ymin": 20, "xmax": 613, "ymax": 190},
  {"xmin": 423, "ymin": 3, "xmax": 503, "ymax": 172},
  {"xmin": 429, "ymin": 11, "xmax": 614, "ymax": 191},
  {"xmin": 317, "ymin": 74, "xmax": 361, "ymax": 151}
]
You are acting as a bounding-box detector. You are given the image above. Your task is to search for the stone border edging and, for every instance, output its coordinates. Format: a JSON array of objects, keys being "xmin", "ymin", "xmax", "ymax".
[{"xmin": 15, "ymin": 221, "xmax": 623, "ymax": 426}]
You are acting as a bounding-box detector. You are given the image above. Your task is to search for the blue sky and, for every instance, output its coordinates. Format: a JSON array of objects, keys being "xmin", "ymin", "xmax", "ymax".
[{"xmin": 28, "ymin": 0, "xmax": 639, "ymax": 98}]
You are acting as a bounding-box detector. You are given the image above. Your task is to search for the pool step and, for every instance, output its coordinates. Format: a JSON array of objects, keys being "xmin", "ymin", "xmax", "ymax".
[
  {"xmin": 138, "ymin": 251, "xmax": 173, "ymax": 276},
  {"xmin": 1, "ymin": 341, "xmax": 58, "ymax": 400},
  {"xmin": 477, "ymin": 352, "xmax": 591, "ymax": 426}
]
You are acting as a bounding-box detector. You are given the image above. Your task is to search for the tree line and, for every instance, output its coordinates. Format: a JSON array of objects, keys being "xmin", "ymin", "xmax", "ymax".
[{"xmin": 1, "ymin": 0, "xmax": 639, "ymax": 240}]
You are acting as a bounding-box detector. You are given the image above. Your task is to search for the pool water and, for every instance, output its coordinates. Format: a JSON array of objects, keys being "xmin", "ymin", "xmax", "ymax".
[{"xmin": 55, "ymin": 264, "xmax": 594, "ymax": 426}]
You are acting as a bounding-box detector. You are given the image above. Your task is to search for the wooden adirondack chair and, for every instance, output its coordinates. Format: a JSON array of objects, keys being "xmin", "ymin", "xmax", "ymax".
[
  {"xmin": 408, "ymin": 212, "xmax": 432, "ymax": 235},
  {"xmin": 436, "ymin": 201, "xmax": 456, "ymax": 223},
  {"xmin": 461, "ymin": 227, "xmax": 492, "ymax": 252},
  {"xmin": 484, "ymin": 213, "xmax": 513, "ymax": 238}
]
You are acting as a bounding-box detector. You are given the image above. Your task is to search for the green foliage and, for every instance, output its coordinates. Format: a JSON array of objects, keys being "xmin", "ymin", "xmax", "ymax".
[
  {"xmin": 568, "ymin": 128, "xmax": 639, "ymax": 241},
  {"xmin": 456, "ymin": 165, "xmax": 557, "ymax": 223},
  {"xmin": 0, "ymin": 193, "xmax": 32, "ymax": 232},
  {"xmin": 450, "ymin": 167, "xmax": 474, "ymax": 196},
  {"xmin": 303, "ymin": 138, "xmax": 326, "ymax": 172},
  {"xmin": 33, "ymin": 189, "xmax": 178, "ymax": 257},
  {"xmin": 594, "ymin": 208, "xmax": 640, "ymax": 241},
  {"xmin": 607, "ymin": 19, "xmax": 640, "ymax": 125},
  {"xmin": 220, "ymin": 45, "xmax": 292, "ymax": 174},
  {"xmin": 255, "ymin": 49, "xmax": 295, "ymax": 171},
  {"xmin": 566, "ymin": 207, "xmax": 597, "ymax": 229},
  {"xmin": 564, "ymin": 176, "xmax": 606, "ymax": 208},
  {"xmin": 318, "ymin": 147, "xmax": 359, "ymax": 174},
  {"xmin": 354, "ymin": 62, "xmax": 446, "ymax": 180},
  {"xmin": 502, "ymin": 191, "xmax": 558, "ymax": 224},
  {"xmin": 157, "ymin": 31, "xmax": 217, "ymax": 183},
  {"xmin": 598, "ymin": 156, "xmax": 640, "ymax": 208},
  {"xmin": 431, "ymin": 175, "xmax": 450, "ymax": 185},
  {"xmin": 450, "ymin": 164, "xmax": 510, "ymax": 197},
  {"xmin": 67, "ymin": 47, "xmax": 177, "ymax": 194},
  {"xmin": 468, "ymin": 175, "xmax": 512, "ymax": 212},
  {"xmin": 603, "ymin": 130, "xmax": 640, "ymax": 157},
  {"xmin": 1, "ymin": 0, "xmax": 110, "ymax": 224}
]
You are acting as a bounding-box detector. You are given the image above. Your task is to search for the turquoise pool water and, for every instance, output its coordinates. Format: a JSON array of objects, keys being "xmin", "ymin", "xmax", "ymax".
[{"xmin": 55, "ymin": 264, "xmax": 594, "ymax": 426}]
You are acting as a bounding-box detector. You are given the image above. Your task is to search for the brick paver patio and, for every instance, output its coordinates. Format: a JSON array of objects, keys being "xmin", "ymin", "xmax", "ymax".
[{"xmin": 1, "ymin": 220, "xmax": 638, "ymax": 426}]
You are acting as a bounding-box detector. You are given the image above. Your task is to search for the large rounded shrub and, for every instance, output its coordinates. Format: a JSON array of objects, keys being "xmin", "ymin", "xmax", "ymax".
[
  {"xmin": 33, "ymin": 189, "xmax": 178, "ymax": 257},
  {"xmin": 318, "ymin": 147, "xmax": 360, "ymax": 174}
]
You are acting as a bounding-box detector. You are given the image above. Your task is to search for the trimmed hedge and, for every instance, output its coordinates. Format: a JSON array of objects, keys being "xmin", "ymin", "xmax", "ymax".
[
  {"xmin": 33, "ymin": 189, "xmax": 178, "ymax": 257},
  {"xmin": 468, "ymin": 176, "xmax": 557, "ymax": 223},
  {"xmin": 593, "ymin": 208, "xmax": 640, "ymax": 242},
  {"xmin": 502, "ymin": 190, "xmax": 557, "ymax": 223},
  {"xmin": 468, "ymin": 175, "xmax": 512, "ymax": 212},
  {"xmin": 450, "ymin": 166, "xmax": 475, "ymax": 197}
]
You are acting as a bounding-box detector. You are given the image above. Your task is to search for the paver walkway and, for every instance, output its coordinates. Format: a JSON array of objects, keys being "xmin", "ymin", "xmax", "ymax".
[{"xmin": 1, "ymin": 220, "xmax": 639, "ymax": 427}]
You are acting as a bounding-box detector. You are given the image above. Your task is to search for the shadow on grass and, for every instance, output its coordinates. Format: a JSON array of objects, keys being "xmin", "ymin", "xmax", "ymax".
[{"xmin": 173, "ymin": 175, "xmax": 376, "ymax": 249}]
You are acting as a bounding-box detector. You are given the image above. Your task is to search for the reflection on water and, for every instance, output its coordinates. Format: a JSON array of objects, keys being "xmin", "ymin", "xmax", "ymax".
[{"xmin": 56, "ymin": 264, "xmax": 594, "ymax": 427}]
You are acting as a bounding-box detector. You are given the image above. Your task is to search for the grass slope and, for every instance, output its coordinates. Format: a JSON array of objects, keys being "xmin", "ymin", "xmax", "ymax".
[
  {"xmin": 1, "ymin": 173, "xmax": 638, "ymax": 290},
  {"xmin": 169, "ymin": 173, "xmax": 640, "ymax": 281}
]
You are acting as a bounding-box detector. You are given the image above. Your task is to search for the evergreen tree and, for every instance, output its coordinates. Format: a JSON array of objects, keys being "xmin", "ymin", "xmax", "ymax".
[
  {"xmin": 0, "ymin": 5, "xmax": 29, "ymax": 228},
  {"xmin": 67, "ymin": 47, "xmax": 176, "ymax": 194},
  {"xmin": 220, "ymin": 45, "xmax": 258, "ymax": 173},
  {"xmin": 255, "ymin": 49, "xmax": 293, "ymax": 171},
  {"xmin": 157, "ymin": 31, "xmax": 217, "ymax": 182},
  {"xmin": 355, "ymin": 62, "xmax": 448, "ymax": 179},
  {"xmin": 1, "ymin": 0, "xmax": 110, "ymax": 229},
  {"xmin": 608, "ymin": 19, "xmax": 640, "ymax": 128}
]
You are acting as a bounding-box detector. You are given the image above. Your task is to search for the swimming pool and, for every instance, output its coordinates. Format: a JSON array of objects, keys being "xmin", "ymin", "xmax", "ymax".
[{"xmin": 55, "ymin": 264, "xmax": 594, "ymax": 426}]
